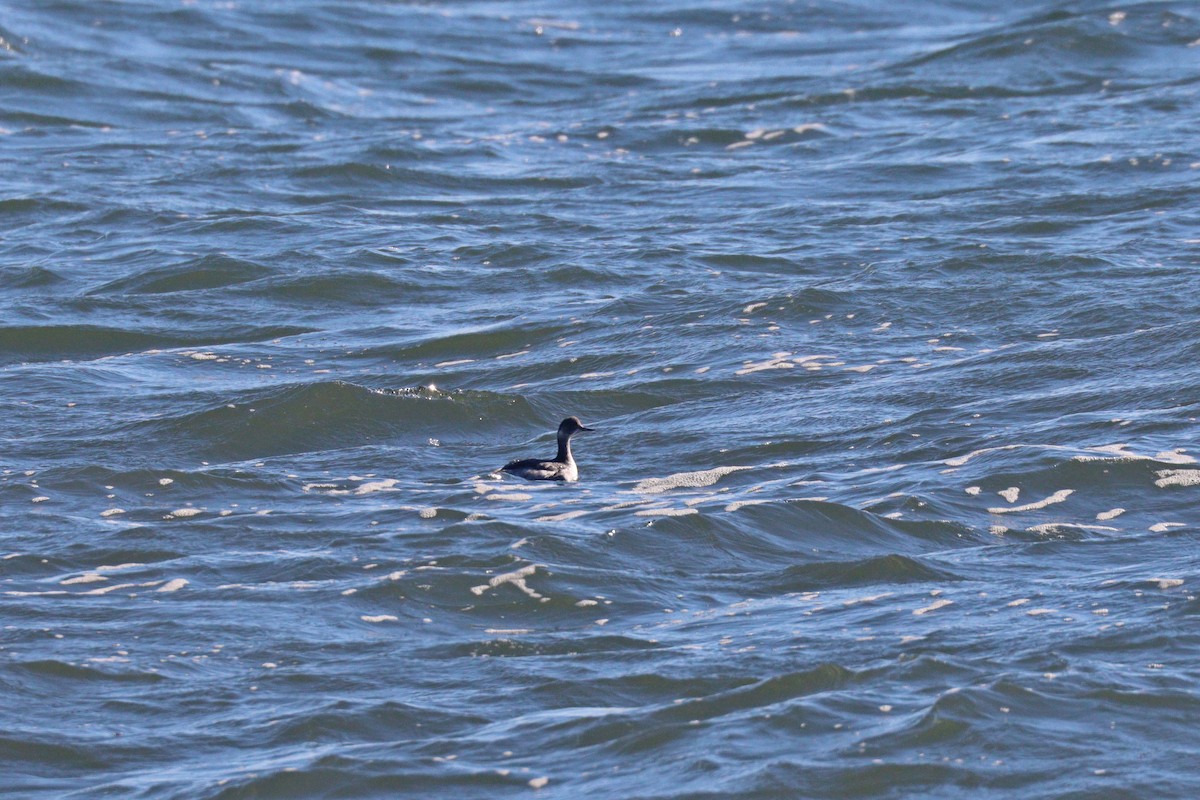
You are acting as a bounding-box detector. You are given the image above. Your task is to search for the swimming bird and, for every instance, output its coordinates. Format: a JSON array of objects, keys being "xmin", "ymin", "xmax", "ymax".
[{"xmin": 501, "ymin": 417, "xmax": 594, "ymax": 482}]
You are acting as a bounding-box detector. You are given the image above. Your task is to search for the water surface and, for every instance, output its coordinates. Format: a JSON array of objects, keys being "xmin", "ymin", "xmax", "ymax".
[{"xmin": 3, "ymin": 1, "xmax": 1200, "ymax": 797}]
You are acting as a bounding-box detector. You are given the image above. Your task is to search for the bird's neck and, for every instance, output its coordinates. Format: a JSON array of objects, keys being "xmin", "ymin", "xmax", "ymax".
[{"xmin": 556, "ymin": 433, "xmax": 574, "ymax": 464}]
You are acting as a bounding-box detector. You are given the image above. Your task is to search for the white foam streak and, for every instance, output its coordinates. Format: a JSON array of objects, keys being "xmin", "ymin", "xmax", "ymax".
[
  {"xmin": 81, "ymin": 580, "xmax": 163, "ymax": 595},
  {"xmin": 945, "ymin": 444, "xmax": 1030, "ymax": 466},
  {"xmin": 913, "ymin": 599, "xmax": 953, "ymax": 615},
  {"xmin": 634, "ymin": 507, "xmax": 698, "ymax": 517},
  {"xmin": 536, "ymin": 510, "xmax": 588, "ymax": 522},
  {"xmin": 725, "ymin": 499, "xmax": 768, "ymax": 512},
  {"xmin": 1155, "ymin": 469, "xmax": 1200, "ymax": 488},
  {"xmin": 631, "ymin": 466, "xmax": 750, "ymax": 494},
  {"xmin": 735, "ymin": 355, "xmax": 793, "ymax": 375},
  {"xmin": 987, "ymin": 489, "xmax": 1073, "ymax": 514},
  {"xmin": 488, "ymin": 492, "xmax": 533, "ymax": 502},
  {"xmin": 61, "ymin": 573, "xmax": 107, "ymax": 585},
  {"xmin": 471, "ymin": 564, "xmax": 546, "ymax": 601}
]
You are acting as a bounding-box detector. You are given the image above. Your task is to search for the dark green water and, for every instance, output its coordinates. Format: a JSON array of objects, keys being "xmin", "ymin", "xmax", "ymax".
[{"xmin": 3, "ymin": 1, "xmax": 1200, "ymax": 797}]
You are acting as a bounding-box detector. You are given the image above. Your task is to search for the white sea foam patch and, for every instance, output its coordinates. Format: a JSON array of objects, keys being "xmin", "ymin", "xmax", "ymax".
[
  {"xmin": 81, "ymin": 581, "xmax": 163, "ymax": 595},
  {"xmin": 1097, "ymin": 508, "xmax": 1125, "ymax": 520},
  {"xmin": 843, "ymin": 592, "xmax": 893, "ymax": 607},
  {"xmin": 536, "ymin": 510, "xmax": 588, "ymax": 523},
  {"xmin": 1153, "ymin": 578, "xmax": 1184, "ymax": 589},
  {"xmin": 736, "ymin": 353, "xmax": 794, "ymax": 375},
  {"xmin": 166, "ymin": 508, "xmax": 203, "ymax": 519},
  {"xmin": 603, "ymin": 501, "xmax": 657, "ymax": 514},
  {"xmin": 311, "ymin": 478, "xmax": 403, "ymax": 496},
  {"xmin": 858, "ymin": 464, "xmax": 906, "ymax": 475},
  {"xmin": 361, "ymin": 614, "xmax": 398, "ymax": 623},
  {"xmin": 355, "ymin": 479, "xmax": 399, "ymax": 495},
  {"xmin": 157, "ymin": 579, "xmax": 189, "ymax": 592},
  {"xmin": 725, "ymin": 499, "xmax": 769, "ymax": 512},
  {"xmin": 100, "ymin": 508, "xmax": 125, "ymax": 518},
  {"xmin": 487, "ymin": 492, "xmax": 533, "ymax": 502},
  {"xmin": 634, "ymin": 507, "xmax": 698, "ymax": 517},
  {"xmin": 998, "ymin": 487, "xmax": 1020, "ymax": 503},
  {"xmin": 631, "ymin": 466, "xmax": 751, "ymax": 495},
  {"xmin": 1075, "ymin": 443, "xmax": 1141, "ymax": 461},
  {"xmin": 61, "ymin": 573, "xmax": 107, "ymax": 585},
  {"xmin": 946, "ymin": 441, "xmax": 1119, "ymax": 468},
  {"xmin": 471, "ymin": 564, "xmax": 546, "ymax": 601},
  {"xmin": 1155, "ymin": 469, "xmax": 1200, "ymax": 488},
  {"xmin": 945, "ymin": 444, "xmax": 1041, "ymax": 467},
  {"xmin": 793, "ymin": 354, "xmax": 839, "ymax": 365},
  {"xmin": 1025, "ymin": 523, "xmax": 1117, "ymax": 535},
  {"xmin": 987, "ymin": 489, "xmax": 1073, "ymax": 514},
  {"xmin": 1074, "ymin": 444, "xmax": 1194, "ymax": 464},
  {"xmin": 96, "ymin": 563, "xmax": 145, "ymax": 573},
  {"xmin": 913, "ymin": 599, "xmax": 953, "ymax": 615},
  {"xmin": 1149, "ymin": 522, "xmax": 1185, "ymax": 532}
]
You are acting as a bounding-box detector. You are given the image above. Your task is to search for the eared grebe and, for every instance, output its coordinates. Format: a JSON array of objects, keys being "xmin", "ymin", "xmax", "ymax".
[{"xmin": 501, "ymin": 417, "xmax": 594, "ymax": 482}]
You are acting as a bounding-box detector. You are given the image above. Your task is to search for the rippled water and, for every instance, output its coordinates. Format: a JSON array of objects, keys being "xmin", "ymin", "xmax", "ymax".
[{"xmin": 4, "ymin": 1, "xmax": 1200, "ymax": 797}]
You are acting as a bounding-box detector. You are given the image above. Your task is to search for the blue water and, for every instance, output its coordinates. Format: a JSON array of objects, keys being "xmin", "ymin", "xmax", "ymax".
[{"xmin": 4, "ymin": 1, "xmax": 1200, "ymax": 797}]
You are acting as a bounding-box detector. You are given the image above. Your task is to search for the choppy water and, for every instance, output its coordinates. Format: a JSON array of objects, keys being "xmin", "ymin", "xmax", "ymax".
[{"xmin": 3, "ymin": 1, "xmax": 1200, "ymax": 797}]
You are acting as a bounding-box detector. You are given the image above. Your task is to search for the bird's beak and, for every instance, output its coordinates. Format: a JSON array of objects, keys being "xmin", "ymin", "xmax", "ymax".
[{"xmin": 580, "ymin": 425, "xmax": 595, "ymax": 431}]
